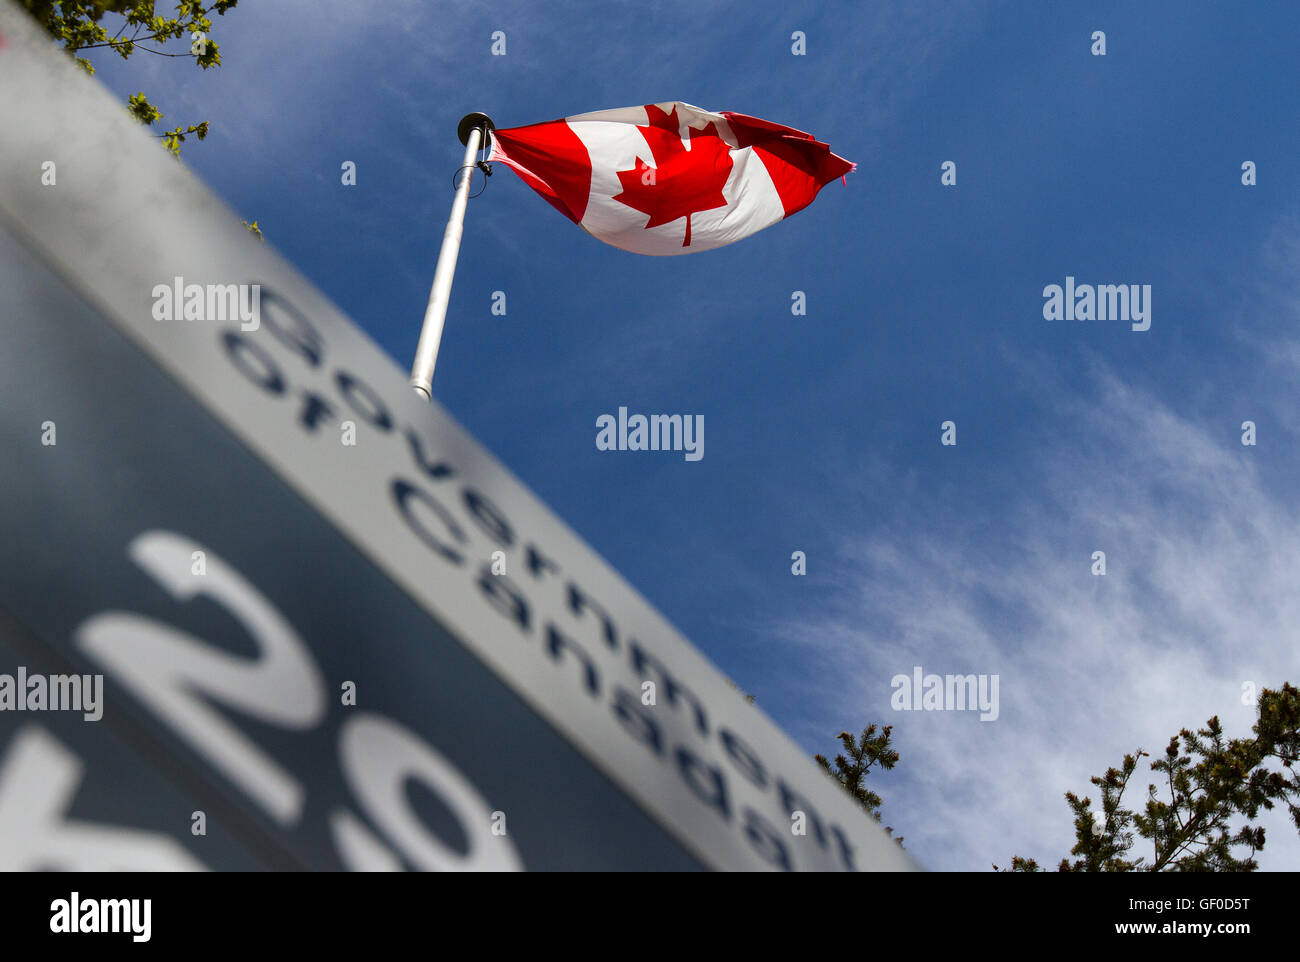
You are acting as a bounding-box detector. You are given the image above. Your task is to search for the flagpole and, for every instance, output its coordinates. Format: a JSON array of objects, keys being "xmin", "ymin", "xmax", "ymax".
[{"xmin": 410, "ymin": 112, "xmax": 495, "ymax": 400}]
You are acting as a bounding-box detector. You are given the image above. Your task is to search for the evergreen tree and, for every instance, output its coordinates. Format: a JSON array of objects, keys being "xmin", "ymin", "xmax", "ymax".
[
  {"xmin": 815, "ymin": 724, "xmax": 903, "ymax": 845},
  {"xmin": 998, "ymin": 682, "xmax": 1300, "ymax": 871}
]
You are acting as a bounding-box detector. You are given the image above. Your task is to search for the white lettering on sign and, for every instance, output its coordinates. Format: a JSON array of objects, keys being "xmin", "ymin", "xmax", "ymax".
[
  {"xmin": 74, "ymin": 531, "xmax": 523, "ymax": 871},
  {"xmin": 0, "ymin": 726, "xmax": 203, "ymax": 871},
  {"xmin": 76, "ymin": 530, "xmax": 325, "ymax": 825}
]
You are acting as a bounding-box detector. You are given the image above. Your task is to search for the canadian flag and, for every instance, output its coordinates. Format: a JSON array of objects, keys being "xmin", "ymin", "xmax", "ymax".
[{"xmin": 487, "ymin": 102, "xmax": 854, "ymax": 256}]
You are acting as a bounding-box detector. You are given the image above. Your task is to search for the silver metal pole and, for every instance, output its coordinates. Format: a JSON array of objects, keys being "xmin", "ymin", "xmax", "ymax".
[{"xmin": 410, "ymin": 113, "xmax": 494, "ymax": 399}]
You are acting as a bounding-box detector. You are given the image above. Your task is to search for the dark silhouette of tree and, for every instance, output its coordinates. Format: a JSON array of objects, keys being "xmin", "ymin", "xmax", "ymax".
[
  {"xmin": 997, "ymin": 682, "xmax": 1300, "ymax": 871},
  {"xmin": 816, "ymin": 724, "xmax": 903, "ymax": 845}
]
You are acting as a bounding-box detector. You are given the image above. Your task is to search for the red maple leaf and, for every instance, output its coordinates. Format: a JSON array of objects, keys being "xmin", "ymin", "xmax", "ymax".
[{"xmin": 612, "ymin": 104, "xmax": 733, "ymax": 247}]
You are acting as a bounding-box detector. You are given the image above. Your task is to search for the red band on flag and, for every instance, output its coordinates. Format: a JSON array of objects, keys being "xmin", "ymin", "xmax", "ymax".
[
  {"xmin": 489, "ymin": 120, "xmax": 592, "ymax": 224},
  {"xmin": 721, "ymin": 111, "xmax": 854, "ymax": 217}
]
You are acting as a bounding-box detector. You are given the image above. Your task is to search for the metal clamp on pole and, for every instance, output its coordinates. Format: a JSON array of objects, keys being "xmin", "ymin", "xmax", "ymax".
[{"xmin": 410, "ymin": 112, "xmax": 495, "ymax": 400}]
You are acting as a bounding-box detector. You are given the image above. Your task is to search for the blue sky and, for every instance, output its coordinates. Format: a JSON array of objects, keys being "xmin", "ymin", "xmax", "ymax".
[{"xmin": 79, "ymin": 0, "xmax": 1300, "ymax": 870}]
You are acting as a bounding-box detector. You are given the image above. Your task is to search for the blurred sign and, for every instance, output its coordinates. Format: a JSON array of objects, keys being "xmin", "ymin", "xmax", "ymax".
[{"xmin": 0, "ymin": 1, "xmax": 914, "ymax": 872}]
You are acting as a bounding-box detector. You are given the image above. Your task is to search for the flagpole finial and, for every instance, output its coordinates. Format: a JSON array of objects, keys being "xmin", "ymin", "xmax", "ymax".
[{"xmin": 458, "ymin": 112, "xmax": 495, "ymax": 148}]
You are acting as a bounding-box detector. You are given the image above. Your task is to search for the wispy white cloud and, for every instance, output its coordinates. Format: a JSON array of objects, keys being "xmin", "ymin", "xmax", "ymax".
[{"xmin": 763, "ymin": 333, "xmax": 1300, "ymax": 871}]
